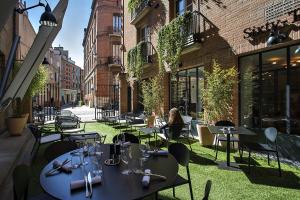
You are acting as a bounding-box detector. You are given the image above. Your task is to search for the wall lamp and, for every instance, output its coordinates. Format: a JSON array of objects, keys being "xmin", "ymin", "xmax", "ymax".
[
  {"xmin": 266, "ymin": 28, "xmax": 287, "ymax": 47},
  {"xmin": 295, "ymin": 46, "xmax": 300, "ymax": 54},
  {"xmin": 15, "ymin": 0, "xmax": 57, "ymax": 27}
]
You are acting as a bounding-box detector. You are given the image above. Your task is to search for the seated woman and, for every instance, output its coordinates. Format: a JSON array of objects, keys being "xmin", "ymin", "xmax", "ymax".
[{"xmin": 160, "ymin": 108, "xmax": 185, "ymax": 140}]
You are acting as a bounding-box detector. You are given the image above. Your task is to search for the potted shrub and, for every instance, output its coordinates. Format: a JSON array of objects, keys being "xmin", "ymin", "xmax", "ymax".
[
  {"xmin": 197, "ymin": 60, "xmax": 237, "ymax": 146},
  {"xmin": 6, "ymin": 63, "xmax": 47, "ymax": 136},
  {"xmin": 6, "ymin": 98, "xmax": 29, "ymax": 136}
]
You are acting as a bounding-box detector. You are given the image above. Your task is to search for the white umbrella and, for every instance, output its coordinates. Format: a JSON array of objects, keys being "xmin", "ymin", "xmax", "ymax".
[{"xmin": 0, "ymin": 0, "xmax": 68, "ymax": 110}]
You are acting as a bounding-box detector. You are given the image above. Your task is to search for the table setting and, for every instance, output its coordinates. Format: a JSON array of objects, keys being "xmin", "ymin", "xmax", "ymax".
[{"xmin": 40, "ymin": 140, "xmax": 178, "ymax": 200}]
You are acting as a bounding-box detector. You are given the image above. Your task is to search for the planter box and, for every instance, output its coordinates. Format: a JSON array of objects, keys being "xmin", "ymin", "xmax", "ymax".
[{"xmin": 196, "ymin": 124, "xmax": 215, "ymax": 146}]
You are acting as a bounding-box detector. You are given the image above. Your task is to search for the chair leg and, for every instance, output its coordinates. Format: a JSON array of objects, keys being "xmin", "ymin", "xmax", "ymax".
[
  {"xmin": 267, "ymin": 153, "xmax": 270, "ymax": 165},
  {"xmin": 172, "ymin": 187, "xmax": 175, "ymax": 197},
  {"xmin": 188, "ymin": 180, "xmax": 194, "ymax": 200},
  {"xmin": 215, "ymin": 139, "xmax": 219, "ymax": 160},
  {"xmin": 248, "ymin": 150, "xmax": 251, "ymax": 174},
  {"xmin": 187, "ymin": 135, "xmax": 192, "ymax": 151},
  {"xmin": 276, "ymin": 151, "xmax": 282, "ymax": 177},
  {"xmin": 239, "ymin": 146, "xmax": 244, "ymax": 162},
  {"xmin": 155, "ymin": 192, "xmax": 158, "ymax": 200}
]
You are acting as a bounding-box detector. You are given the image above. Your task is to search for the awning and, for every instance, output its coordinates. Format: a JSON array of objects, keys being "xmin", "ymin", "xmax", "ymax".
[
  {"xmin": 0, "ymin": 0, "xmax": 18, "ymax": 31},
  {"xmin": 0, "ymin": 0, "xmax": 68, "ymax": 110}
]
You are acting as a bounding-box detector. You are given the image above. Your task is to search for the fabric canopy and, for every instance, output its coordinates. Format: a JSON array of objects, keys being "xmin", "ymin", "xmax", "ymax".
[
  {"xmin": 0, "ymin": 0, "xmax": 68, "ymax": 110},
  {"xmin": 0, "ymin": 0, "xmax": 18, "ymax": 31}
]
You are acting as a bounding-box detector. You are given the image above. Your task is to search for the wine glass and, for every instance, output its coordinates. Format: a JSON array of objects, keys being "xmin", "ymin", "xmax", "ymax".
[
  {"xmin": 121, "ymin": 146, "xmax": 132, "ymax": 175},
  {"xmin": 79, "ymin": 141, "xmax": 88, "ymax": 165}
]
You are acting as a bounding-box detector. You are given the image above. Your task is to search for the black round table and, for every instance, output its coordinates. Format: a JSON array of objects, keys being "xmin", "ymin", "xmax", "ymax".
[{"xmin": 40, "ymin": 144, "xmax": 178, "ymax": 200}]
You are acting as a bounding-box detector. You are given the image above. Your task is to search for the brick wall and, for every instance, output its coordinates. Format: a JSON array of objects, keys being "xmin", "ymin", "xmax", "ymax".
[{"xmin": 123, "ymin": 0, "xmax": 300, "ymax": 120}]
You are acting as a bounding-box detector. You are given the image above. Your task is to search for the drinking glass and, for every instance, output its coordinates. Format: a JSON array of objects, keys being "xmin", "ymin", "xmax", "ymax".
[
  {"xmin": 79, "ymin": 141, "xmax": 88, "ymax": 165},
  {"xmin": 71, "ymin": 154, "xmax": 81, "ymax": 169},
  {"xmin": 121, "ymin": 146, "xmax": 132, "ymax": 175},
  {"xmin": 91, "ymin": 152, "xmax": 103, "ymax": 177}
]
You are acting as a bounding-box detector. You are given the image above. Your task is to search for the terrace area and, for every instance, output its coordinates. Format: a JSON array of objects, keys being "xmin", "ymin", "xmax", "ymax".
[{"xmin": 23, "ymin": 107, "xmax": 300, "ymax": 200}]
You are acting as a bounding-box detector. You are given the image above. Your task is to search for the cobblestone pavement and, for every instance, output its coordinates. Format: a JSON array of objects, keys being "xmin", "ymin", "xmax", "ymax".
[{"xmin": 63, "ymin": 105, "xmax": 96, "ymax": 122}]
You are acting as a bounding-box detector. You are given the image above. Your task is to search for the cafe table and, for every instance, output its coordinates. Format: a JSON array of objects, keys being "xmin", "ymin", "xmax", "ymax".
[
  {"xmin": 207, "ymin": 126, "xmax": 256, "ymax": 169},
  {"xmin": 40, "ymin": 144, "xmax": 178, "ymax": 200}
]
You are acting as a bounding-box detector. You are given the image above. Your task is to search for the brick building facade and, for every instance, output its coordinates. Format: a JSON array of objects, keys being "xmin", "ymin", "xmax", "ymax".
[
  {"xmin": 83, "ymin": 0, "xmax": 122, "ymax": 108},
  {"xmin": 0, "ymin": 1, "xmax": 36, "ymax": 131},
  {"xmin": 121, "ymin": 0, "xmax": 300, "ymax": 134}
]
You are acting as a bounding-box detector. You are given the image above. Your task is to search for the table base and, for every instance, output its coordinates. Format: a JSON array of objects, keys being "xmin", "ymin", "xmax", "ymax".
[{"xmin": 216, "ymin": 161, "xmax": 242, "ymax": 171}]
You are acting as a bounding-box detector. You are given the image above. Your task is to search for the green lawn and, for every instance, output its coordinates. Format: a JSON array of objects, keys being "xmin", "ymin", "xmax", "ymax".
[{"xmin": 29, "ymin": 122, "xmax": 300, "ymax": 200}]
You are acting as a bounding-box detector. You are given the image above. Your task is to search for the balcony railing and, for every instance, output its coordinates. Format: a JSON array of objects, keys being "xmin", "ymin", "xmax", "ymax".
[
  {"xmin": 184, "ymin": 11, "xmax": 214, "ymax": 47},
  {"xmin": 107, "ymin": 26, "xmax": 122, "ymax": 35},
  {"xmin": 108, "ymin": 56, "xmax": 122, "ymax": 66},
  {"xmin": 142, "ymin": 41, "xmax": 154, "ymax": 64},
  {"xmin": 130, "ymin": 0, "xmax": 152, "ymax": 24}
]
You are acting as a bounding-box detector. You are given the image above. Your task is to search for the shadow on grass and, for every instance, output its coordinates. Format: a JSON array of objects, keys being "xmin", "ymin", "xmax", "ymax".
[
  {"xmin": 190, "ymin": 150, "xmax": 217, "ymax": 166},
  {"xmin": 235, "ymin": 156, "xmax": 300, "ymax": 189}
]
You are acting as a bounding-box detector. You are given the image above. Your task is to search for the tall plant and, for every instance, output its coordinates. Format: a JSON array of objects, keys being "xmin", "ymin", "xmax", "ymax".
[
  {"xmin": 128, "ymin": 0, "xmax": 143, "ymax": 12},
  {"xmin": 127, "ymin": 41, "xmax": 147, "ymax": 81},
  {"xmin": 157, "ymin": 12, "xmax": 192, "ymax": 74},
  {"xmin": 141, "ymin": 75, "xmax": 163, "ymax": 116},
  {"xmin": 202, "ymin": 60, "xmax": 237, "ymax": 123},
  {"xmin": 12, "ymin": 62, "xmax": 47, "ymax": 115}
]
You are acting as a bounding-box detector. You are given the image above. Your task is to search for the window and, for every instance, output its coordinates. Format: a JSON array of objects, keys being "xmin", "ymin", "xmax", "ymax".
[
  {"xmin": 175, "ymin": 0, "xmax": 192, "ymax": 16},
  {"xmin": 113, "ymin": 14, "xmax": 122, "ymax": 33},
  {"xmin": 139, "ymin": 26, "xmax": 150, "ymax": 42},
  {"xmin": 239, "ymin": 44, "xmax": 300, "ymax": 135},
  {"xmin": 112, "ymin": 44, "xmax": 121, "ymax": 59},
  {"xmin": 171, "ymin": 67, "xmax": 204, "ymax": 119}
]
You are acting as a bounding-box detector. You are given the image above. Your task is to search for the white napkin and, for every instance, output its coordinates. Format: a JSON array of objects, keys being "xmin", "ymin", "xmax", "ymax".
[
  {"xmin": 142, "ymin": 169, "xmax": 151, "ymax": 187},
  {"xmin": 70, "ymin": 176, "xmax": 102, "ymax": 190},
  {"xmin": 147, "ymin": 150, "xmax": 168, "ymax": 156}
]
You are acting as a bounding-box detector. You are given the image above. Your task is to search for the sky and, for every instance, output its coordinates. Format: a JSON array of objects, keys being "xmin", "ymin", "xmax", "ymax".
[{"xmin": 26, "ymin": 0, "xmax": 93, "ymax": 68}]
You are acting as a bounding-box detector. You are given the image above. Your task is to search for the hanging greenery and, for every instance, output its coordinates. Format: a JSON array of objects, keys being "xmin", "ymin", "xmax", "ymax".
[
  {"xmin": 201, "ymin": 60, "xmax": 237, "ymax": 123},
  {"xmin": 157, "ymin": 12, "xmax": 192, "ymax": 74},
  {"xmin": 128, "ymin": 0, "xmax": 143, "ymax": 12},
  {"xmin": 141, "ymin": 74, "xmax": 163, "ymax": 116},
  {"xmin": 127, "ymin": 41, "xmax": 148, "ymax": 81}
]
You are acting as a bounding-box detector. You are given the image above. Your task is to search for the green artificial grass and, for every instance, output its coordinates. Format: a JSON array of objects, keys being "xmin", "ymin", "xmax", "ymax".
[{"xmin": 29, "ymin": 122, "xmax": 300, "ymax": 200}]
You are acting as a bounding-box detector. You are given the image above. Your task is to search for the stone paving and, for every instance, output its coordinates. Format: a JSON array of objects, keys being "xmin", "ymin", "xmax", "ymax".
[{"xmin": 63, "ymin": 105, "xmax": 96, "ymax": 122}]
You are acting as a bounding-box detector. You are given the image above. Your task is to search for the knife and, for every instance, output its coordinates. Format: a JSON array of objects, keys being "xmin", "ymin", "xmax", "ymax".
[
  {"xmin": 84, "ymin": 175, "xmax": 89, "ymax": 198},
  {"xmin": 87, "ymin": 172, "xmax": 93, "ymax": 197}
]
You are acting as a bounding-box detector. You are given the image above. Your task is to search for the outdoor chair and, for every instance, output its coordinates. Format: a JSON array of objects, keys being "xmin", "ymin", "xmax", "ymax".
[
  {"xmin": 112, "ymin": 132, "xmax": 139, "ymax": 144},
  {"xmin": 214, "ymin": 120, "xmax": 239, "ymax": 160},
  {"xmin": 44, "ymin": 141, "xmax": 78, "ymax": 162},
  {"xmin": 28, "ymin": 124, "xmax": 61, "ymax": 161},
  {"xmin": 156, "ymin": 143, "xmax": 193, "ymax": 200},
  {"xmin": 13, "ymin": 164, "xmax": 55, "ymax": 200},
  {"xmin": 160, "ymin": 124, "xmax": 192, "ymax": 150},
  {"xmin": 202, "ymin": 180, "xmax": 212, "ymax": 200},
  {"xmin": 68, "ymin": 131, "xmax": 106, "ymax": 143},
  {"xmin": 240, "ymin": 127, "xmax": 281, "ymax": 176}
]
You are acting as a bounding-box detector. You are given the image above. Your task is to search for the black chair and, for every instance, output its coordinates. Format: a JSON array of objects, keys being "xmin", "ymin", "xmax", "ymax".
[
  {"xmin": 112, "ymin": 132, "xmax": 139, "ymax": 144},
  {"xmin": 28, "ymin": 124, "xmax": 61, "ymax": 161},
  {"xmin": 240, "ymin": 127, "xmax": 281, "ymax": 176},
  {"xmin": 13, "ymin": 165, "xmax": 55, "ymax": 200},
  {"xmin": 156, "ymin": 143, "xmax": 193, "ymax": 200},
  {"xmin": 44, "ymin": 141, "xmax": 78, "ymax": 162},
  {"xmin": 214, "ymin": 120, "xmax": 239, "ymax": 160},
  {"xmin": 202, "ymin": 180, "xmax": 212, "ymax": 200},
  {"xmin": 160, "ymin": 124, "xmax": 192, "ymax": 149},
  {"xmin": 13, "ymin": 165, "xmax": 30, "ymax": 200}
]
